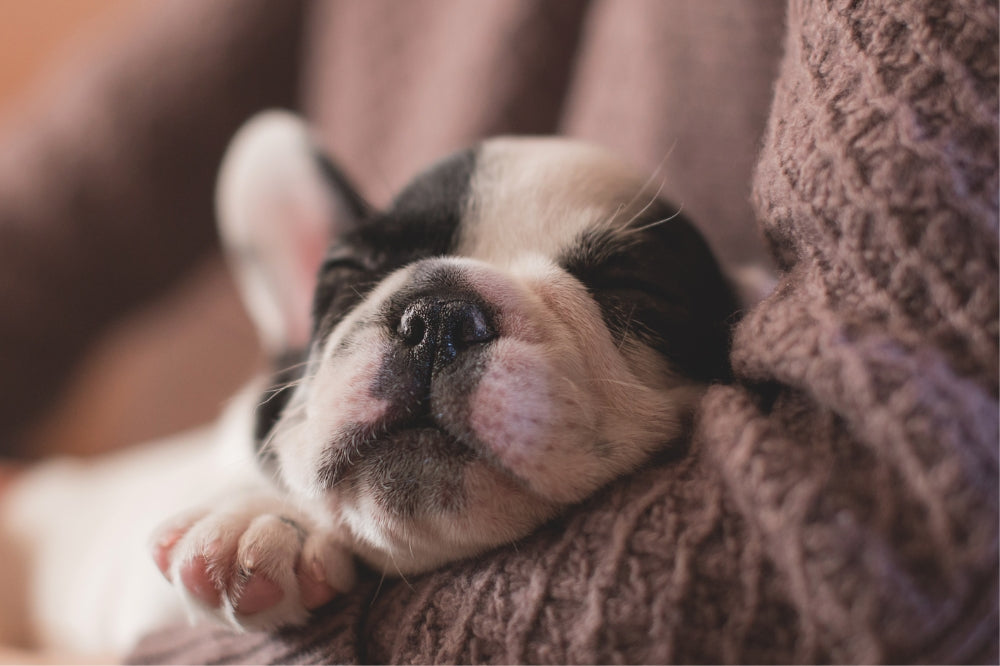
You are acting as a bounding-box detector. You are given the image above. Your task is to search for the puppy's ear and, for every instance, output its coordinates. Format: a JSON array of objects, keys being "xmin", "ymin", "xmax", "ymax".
[{"xmin": 216, "ymin": 111, "xmax": 367, "ymax": 353}]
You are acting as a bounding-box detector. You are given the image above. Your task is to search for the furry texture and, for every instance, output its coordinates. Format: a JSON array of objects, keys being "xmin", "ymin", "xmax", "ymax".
[{"xmin": 127, "ymin": 0, "xmax": 998, "ymax": 663}]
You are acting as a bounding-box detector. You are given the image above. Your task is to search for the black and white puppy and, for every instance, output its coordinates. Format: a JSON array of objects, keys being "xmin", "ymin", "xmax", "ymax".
[{"xmin": 0, "ymin": 112, "xmax": 738, "ymax": 656}]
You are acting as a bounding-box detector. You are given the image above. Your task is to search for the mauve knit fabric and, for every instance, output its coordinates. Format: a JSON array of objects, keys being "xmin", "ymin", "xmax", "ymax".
[{"xmin": 1, "ymin": 0, "xmax": 994, "ymax": 662}]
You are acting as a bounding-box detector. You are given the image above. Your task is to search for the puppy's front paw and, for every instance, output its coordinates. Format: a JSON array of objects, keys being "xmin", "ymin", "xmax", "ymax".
[{"xmin": 151, "ymin": 499, "xmax": 355, "ymax": 631}]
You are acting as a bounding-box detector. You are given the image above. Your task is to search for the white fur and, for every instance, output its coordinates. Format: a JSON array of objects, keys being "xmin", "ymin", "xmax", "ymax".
[{"xmin": 459, "ymin": 138, "xmax": 663, "ymax": 265}]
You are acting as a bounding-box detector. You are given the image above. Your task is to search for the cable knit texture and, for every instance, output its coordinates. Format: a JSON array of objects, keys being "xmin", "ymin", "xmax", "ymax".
[{"xmin": 121, "ymin": 0, "xmax": 996, "ymax": 662}]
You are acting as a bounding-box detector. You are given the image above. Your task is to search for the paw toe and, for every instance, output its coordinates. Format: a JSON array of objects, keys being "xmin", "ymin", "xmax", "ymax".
[
  {"xmin": 154, "ymin": 503, "xmax": 356, "ymax": 629},
  {"xmin": 179, "ymin": 555, "xmax": 222, "ymax": 607},
  {"xmin": 297, "ymin": 563, "xmax": 337, "ymax": 610},
  {"xmin": 235, "ymin": 571, "xmax": 284, "ymax": 615}
]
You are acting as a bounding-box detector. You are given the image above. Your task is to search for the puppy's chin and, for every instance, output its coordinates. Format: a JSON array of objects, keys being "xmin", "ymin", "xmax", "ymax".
[
  {"xmin": 318, "ymin": 423, "xmax": 474, "ymax": 518},
  {"xmin": 334, "ymin": 450, "xmax": 561, "ymax": 575},
  {"xmin": 306, "ymin": 414, "xmax": 566, "ymax": 574},
  {"xmin": 271, "ymin": 395, "xmax": 564, "ymax": 573}
]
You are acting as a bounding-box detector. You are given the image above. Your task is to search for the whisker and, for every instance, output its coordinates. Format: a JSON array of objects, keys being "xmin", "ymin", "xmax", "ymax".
[
  {"xmin": 253, "ymin": 357, "xmax": 322, "ymax": 406},
  {"xmin": 273, "ymin": 358, "xmax": 314, "ymax": 373},
  {"xmin": 256, "ymin": 400, "xmax": 307, "ymax": 462},
  {"xmin": 369, "ymin": 571, "xmax": 388, "ymax": 607},
  {"xmin": 604, "ymin": 202, "xmax": 627, "ymax": 228},
  {"xmin": 615, "ymin": 304, "xmax": 637, "ymax": 352},
  {"xmin": 386, "ymin": 546, "xmax": 415, "ymax": 592},
  {"xmin": 619, "ymin": 179, "xmax": 667, "ymax": 233},
  {"xmin": 349, "ymin": 280, "xmax": 379, "ymax": 299},
  {"xmin": 258, "ymin": 377, "xmax": 307, "ymax": 401},
  {"xmin": 627, "ymin": 201, "xmax": 685, "ymax": 234},
  {"xmin": 607, "ymin": 138, "xmax": 678, "ymax": 228}
]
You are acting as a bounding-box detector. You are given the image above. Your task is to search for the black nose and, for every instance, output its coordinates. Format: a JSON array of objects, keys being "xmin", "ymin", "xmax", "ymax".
[{"xmin": 396, "ymin": 298, "xmax": 496, "ymax": 368}]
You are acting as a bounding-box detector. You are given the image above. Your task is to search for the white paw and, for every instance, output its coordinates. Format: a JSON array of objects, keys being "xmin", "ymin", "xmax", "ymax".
[{"xmin": 150, "ymin": 496, "xmax": 356, "ymax": 631}]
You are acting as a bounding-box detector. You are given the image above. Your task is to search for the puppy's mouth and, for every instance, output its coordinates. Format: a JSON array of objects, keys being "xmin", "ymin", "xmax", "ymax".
[{"xmin": 315, "ymin": 411, "xmax": 478, "ymax": 515}]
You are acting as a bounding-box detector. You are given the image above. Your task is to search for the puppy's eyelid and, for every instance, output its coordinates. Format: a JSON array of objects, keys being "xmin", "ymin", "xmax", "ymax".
[
  {"xmin": 564, "ymin": 228, "xmax": 638, "ymax": 269},
  {"xmin": 591, "ymin": 278, "xmax": 670, "ymax": 302},
  {"xmin": 320, "ymin": 255, "xmax": 371, "ymax": 274}
]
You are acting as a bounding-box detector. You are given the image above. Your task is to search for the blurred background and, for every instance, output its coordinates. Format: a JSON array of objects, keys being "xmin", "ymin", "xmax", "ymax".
[
  {"xmin": 1, "ymin": 0, "xmax": 261, "ymax": 458},
  {"xmin": 0, "ymin": 1, "xmax": 126, "ymax": 107}
]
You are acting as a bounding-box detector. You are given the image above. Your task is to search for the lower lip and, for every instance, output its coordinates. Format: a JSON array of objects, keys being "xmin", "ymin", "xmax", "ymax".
[
  {"xmin": 319, "ymin": 424, "xmax": 472, "ymax": 487},
  {"xmin": 372, "ymin": 425, "xmax": 471, "ymax": 459}
]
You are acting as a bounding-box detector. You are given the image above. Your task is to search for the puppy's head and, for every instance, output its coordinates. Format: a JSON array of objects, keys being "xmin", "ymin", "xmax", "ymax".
[{"xmin": 218, "ymin": 112, "xmax": 738, "ymax": 573}]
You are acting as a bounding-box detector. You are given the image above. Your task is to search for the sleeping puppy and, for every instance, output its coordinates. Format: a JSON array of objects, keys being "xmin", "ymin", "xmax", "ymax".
[{"xmin": 0, "ymin": 112, "xmax": 738, "ymax": 656}]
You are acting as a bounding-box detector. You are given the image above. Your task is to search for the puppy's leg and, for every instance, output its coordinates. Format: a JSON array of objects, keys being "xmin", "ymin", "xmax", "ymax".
[{"xmin": 151, "ymin": 494, "xmax": 356, "ymax": 631}]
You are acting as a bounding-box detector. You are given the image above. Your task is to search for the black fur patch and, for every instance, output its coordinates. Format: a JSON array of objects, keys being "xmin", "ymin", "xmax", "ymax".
[
  {"xmin": 561, "ymin": 200, "xmax": 740, "ymax": 383},
  {"xmin": 311, "ymin": 149, "xmax": 479, "ymax": 344}
]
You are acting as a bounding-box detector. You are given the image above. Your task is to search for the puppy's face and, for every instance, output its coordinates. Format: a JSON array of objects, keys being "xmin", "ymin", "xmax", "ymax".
[{"xmin": 218, "ymin": 114, "xmax": 737, "ymax": 573}]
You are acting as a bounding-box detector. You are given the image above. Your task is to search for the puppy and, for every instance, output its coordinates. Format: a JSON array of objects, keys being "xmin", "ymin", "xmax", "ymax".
[{"xmin": 0, "ymin": 112, "xmax": 739, "ymax": 656}]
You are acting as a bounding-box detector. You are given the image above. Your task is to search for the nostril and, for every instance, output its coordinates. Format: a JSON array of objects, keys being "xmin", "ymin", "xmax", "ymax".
[
  {"xmin": 397, "ymin": 307, "xmax": 427, "ymax": 347},
  {"xmin": 454, "ymin": 302, "xmax": 495, "ymax": 346},
  {"xmin": 396, "ymin": 297, "xmax": 496, "ymax": 359}
]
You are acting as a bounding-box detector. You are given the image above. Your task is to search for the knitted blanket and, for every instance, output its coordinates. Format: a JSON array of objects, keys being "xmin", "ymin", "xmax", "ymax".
[{"xmin": 126, "ymin": 0, "xmax": 998, "ymax": 662}]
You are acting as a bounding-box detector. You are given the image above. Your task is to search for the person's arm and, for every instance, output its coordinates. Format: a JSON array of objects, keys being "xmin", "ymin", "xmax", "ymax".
[{"xmin": 0, "ymin": 0, "xmax": 305, "ymax": 454}]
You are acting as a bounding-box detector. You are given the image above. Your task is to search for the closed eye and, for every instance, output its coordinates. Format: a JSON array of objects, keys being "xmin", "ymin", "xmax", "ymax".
[
  {"xmin": 588, "ymin": 276, "xmax": 670, "ymax": 302},
  {"xmin": 312, "ymin": 252, "xmax": 380, "ymax": 341},
  {"xmin": 319, "ymin": 255, "xmax": 370, "ymax": 275},
  {"xmin": 560, "ymin": 210, "xmax": 738, "ymax": 383}
]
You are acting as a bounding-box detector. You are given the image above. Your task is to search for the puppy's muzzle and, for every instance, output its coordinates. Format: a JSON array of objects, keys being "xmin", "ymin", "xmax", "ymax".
[
  {"xmin": 315, "ymin": 294, "xmax": 497, "ymax": 495},
  {"xmin": 396, "ymin": 297, "xmax": 496, "ymax": 379}
]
